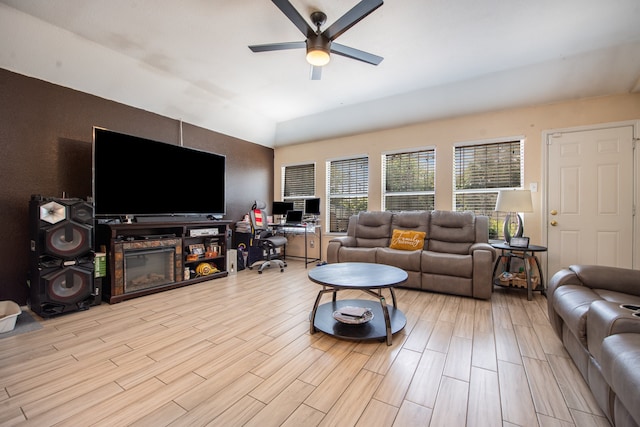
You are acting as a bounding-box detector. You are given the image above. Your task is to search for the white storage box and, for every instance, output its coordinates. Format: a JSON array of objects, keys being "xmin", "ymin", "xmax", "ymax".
[{"xmin": 0, "ymin": 301, "xmax": 22, "ymax": 333}]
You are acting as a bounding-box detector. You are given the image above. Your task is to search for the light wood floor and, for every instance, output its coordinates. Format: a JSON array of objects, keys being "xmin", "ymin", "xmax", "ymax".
[{"xmin": 0, "ymin": 260, "xmax": 610, "ymax": 427}]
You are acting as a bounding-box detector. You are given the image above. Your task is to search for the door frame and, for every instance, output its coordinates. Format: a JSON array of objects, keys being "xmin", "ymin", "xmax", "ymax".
[{"xmin": 541, "ymin": 119, "xmax": 640, "ymax": 279}]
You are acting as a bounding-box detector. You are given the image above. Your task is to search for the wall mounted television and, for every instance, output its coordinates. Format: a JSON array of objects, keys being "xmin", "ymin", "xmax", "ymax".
[{"xmin": 93, "ymin": 127, "xmax": 225, "ymax": 221}]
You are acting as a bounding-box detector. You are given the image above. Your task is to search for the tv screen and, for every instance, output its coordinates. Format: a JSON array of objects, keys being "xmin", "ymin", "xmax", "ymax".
[
  {"xmin": 272, "ymin": 201, "xmax": 294, "ymax": 215},
  {"xmin": 93, "ymin": 128, "xmax": 225, "ymax": 219},
  {"xmin": 305, "ymin": 198, "xmax": 321, "ymax": 215}
]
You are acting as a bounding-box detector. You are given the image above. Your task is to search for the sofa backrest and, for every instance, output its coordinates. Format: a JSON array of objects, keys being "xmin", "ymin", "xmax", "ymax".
[
  {"xmin": 427, "ymin": 210, "xmax": 477, "ymax": 254},
  {"xmin": 354, "ymin": 211, "xmax": 393, "ymax": 247},
  {"xmin": 346, "ymin": 210, "xmax": 487, "ymax": 253},
  {"xmin": 390, "ymin": 210, "xmax": 430, "ymax": 246}
]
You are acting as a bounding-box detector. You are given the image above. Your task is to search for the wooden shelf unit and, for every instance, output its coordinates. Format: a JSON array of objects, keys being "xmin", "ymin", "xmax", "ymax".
[{"xmin": 96, "ymin": 220, "xmax": 231, "ymax": 304}]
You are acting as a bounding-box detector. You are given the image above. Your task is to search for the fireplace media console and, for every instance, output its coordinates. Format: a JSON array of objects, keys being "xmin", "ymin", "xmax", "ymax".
[{"xmin": 96, "ymin": 220, "xmax": 231, "ymax": 303}]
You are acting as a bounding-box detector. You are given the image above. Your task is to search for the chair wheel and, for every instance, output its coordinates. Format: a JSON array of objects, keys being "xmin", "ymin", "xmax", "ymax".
[
  {"xmin": 258, "ymin": 270, "xmax": 263, "ymax": 274},
  {"xmin": 280, "ymin": 268, "xmax": 284, "ymax": 272}
]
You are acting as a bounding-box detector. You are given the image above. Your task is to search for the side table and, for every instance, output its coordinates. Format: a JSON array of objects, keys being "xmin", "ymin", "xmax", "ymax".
[{"xmin": 491, "ymin": 242, "xmax": 547, "ymax": 301}]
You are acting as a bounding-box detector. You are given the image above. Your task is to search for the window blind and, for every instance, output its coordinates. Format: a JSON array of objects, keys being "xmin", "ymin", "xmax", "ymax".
[
  {"xmin": 283, "ymin": 163, "xmax": 315, "ymax": 211},
  {"xmin": 383, "ymin": 149, "xmax": 435, "ymax": 211},
  {"xmin": 454, "ymin": 140, "xmax": 523, "ymax": 239},
  {"xmin": 327, "ymin": 157, "xmax": 368, "ymax": 232}
]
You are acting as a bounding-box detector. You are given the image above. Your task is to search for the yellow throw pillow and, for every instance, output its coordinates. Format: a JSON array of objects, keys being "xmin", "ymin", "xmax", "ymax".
[{"xmin": 389, "ymin": 229, "xmax": 426, "ymax": 251}]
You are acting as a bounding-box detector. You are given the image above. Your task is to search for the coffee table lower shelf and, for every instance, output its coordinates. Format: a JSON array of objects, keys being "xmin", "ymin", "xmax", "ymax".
[{"xmin": 311, "ymin": 299, "xmax": 407, "ymax": 343}]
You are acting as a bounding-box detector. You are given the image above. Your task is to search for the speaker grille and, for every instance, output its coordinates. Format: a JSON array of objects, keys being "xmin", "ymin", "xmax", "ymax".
[
  {"xmin": 42, "ymin": 266, "xmax": 92, "ymax": 304},
  {"xmin": 44, "ymin": 222, "xmax": 92, "ymax": 258},
  {"xmin": 70, "ymin": 202, "xmax": 93, "ymax": 224}
]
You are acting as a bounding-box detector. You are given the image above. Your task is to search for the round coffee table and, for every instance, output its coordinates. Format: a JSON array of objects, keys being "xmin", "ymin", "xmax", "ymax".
[{"xmin": 308, "ymin": 262, "xmax": 408, "ymax": 345}]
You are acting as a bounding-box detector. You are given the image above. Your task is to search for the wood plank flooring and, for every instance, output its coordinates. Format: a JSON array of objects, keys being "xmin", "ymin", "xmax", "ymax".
[{"xmin": 0, "ymin": 260, "xmax": 610, "ymax": 426}]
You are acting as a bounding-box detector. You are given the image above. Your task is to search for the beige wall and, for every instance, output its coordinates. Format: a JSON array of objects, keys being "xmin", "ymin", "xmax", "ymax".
[{"xmin": 274, "ymin": 93, "xmax": 640, "ymax": 259}]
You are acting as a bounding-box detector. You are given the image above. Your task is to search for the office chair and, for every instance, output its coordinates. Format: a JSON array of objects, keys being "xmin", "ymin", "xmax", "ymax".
[{"xmin": 249, "ymin": 201, "xmax": 287, "ymax": 273}]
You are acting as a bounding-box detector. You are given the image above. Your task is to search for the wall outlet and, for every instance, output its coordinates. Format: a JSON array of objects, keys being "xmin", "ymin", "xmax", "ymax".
[{"xmin": 310, "ymin": 240, "xmax": 315, "ymax": 248}]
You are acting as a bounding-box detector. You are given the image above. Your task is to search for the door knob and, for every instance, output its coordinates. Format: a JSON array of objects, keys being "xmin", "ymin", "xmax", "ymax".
[
  {"xmin": 550, "ymin": 210, "xmax": 558, "ymax": 215},
  {"xmin": 550, "ymin": 220, "xmax": 557, "ymax": 226}
]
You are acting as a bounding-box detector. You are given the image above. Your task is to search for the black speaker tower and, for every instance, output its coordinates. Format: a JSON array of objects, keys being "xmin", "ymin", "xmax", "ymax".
[{"xmin": 28, "ymin": 195, "xmax": 100, "ymax": 317}]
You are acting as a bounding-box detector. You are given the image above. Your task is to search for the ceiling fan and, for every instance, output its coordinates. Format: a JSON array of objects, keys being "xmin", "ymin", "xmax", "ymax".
[{"xmin": 249, "ymin": 0, "xmax": 384, "ymax": 80}]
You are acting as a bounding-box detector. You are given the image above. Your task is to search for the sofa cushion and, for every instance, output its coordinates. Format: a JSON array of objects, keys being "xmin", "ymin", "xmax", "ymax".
[
  {"xmin": 571, "ymin": 265, "xmax": 640, "ymax": 297},
  {"xmin": 355, "ymin": 211, "xmax": 393, "ymax": 248},
  {"xmin": 389, "ymin": 229, "xmax": 426, "ymax": 251},
  {"xmin": 377, "ymin": 247, "xmax": 422, "ymax": 272},
  {"xmin": 428, "ymin": 210, "xmax": 475, "ymax": 254},
  {"xmin": 601, "ymin": 333, "xmax": 640, "ymax": 426},
  {"xmin": 421, "ymin": 250, "xmax": 472, "ymax": 278},
  {"xmin": 594, "ymin": 289, "xmax": 640, "ymax": 306}
]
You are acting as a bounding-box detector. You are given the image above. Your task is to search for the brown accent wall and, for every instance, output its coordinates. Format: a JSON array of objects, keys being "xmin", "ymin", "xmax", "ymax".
[{"xmin": 0, "ymin": 68, "xmax": 273, "ymax": 305}]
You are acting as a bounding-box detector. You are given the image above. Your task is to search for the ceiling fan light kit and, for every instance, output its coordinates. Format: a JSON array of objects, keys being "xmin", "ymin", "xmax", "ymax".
[
  {"xmin": 249, "ymin": 0, "xmax": 384, "ymax": 79},
  {"xmin": 306, "ymin": 36, "xmax": 331, "ymax": 66}
]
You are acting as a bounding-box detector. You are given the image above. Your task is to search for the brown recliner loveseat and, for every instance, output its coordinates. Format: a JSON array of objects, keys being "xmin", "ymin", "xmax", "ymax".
[
  {"xmin": 326, "ymin": 210, "xmax": 496, "ymax": 299},
  {"xmin": 547, "ymin": 265, "xmax": 640, "ymax": 427}
]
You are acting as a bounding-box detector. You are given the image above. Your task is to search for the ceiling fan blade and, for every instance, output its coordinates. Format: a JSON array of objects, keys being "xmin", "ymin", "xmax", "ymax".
[
  {"xmin": 310, "ymin": 65, "xmax": 322, "ymax": 80},
  {"xmin": 322, "ymin": 0, "xmax": 383, "ymax": 41},
  {"xmin": 331, "ymin": 43, "xmax": 383, "ymax": 65},
  {"xmin": 272, "ymin": 0, "xmax": 315, "ymax": 38},
  {"xmin": 249, "ymin": 41, "xmax": 306, "ymax": 52}
]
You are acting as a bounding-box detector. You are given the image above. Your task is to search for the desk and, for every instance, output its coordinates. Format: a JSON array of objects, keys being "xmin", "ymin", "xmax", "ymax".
[
  {"xmin": 491, "ymin": 242, "xmax": 547, "ymax": 301},
  {"xmin": 270, "ymin": 223, "xmax": 322, "ymax": 268}
]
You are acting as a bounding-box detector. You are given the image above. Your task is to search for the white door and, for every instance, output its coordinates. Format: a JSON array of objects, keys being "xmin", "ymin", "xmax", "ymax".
[{"xmin": 546, "ymin": 125, "xmax": 635, "ymax": 278}]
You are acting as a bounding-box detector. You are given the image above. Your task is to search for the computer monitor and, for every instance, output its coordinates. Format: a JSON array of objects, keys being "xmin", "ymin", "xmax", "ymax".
[
  {"xmin": 284, "ymin": 210, "xmax": 303, "ymax": 224},
  {"xmin": 304, "ymin": 198, "xmax": 321, "ymax": 215},
  {"xmin": 272, "ymin": 201, "xmax": 294, "ymax": 215}
]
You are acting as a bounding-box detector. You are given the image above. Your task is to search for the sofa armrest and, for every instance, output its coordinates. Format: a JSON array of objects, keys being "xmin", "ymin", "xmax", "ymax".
[
  {"xmin": 547, "ymin": 267, "xmax": 585, "ymax": 336},
  {"xmin": 326, "ymin": 236, "xmax": 357, "ymax": 263},
  {"xmin": 470, "ymin": 242, "xmax": 497, "ymax": 261},
  {"xmin": 547, "ymin": 267, "xmax": 583, "ymax": 300},
  {"xmin": 471, "ymin": 246, "xmax": 495, "ymax": 299}
]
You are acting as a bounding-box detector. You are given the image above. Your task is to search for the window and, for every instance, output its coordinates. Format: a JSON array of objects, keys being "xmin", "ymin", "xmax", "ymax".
[
  {"xmin": 382, "ymin": 149, "xmax": 435, "ymax": 211},
  {"xmin": 454, "ymin": 140, "xmax": 523, "ymax": 239},
  {"xmin": 282, "ymin": 163, "xmax": 315, "ymax": 211},
  {"xmin": 327, "ymin": 156, "xmax": 368, "ymax": 232}
]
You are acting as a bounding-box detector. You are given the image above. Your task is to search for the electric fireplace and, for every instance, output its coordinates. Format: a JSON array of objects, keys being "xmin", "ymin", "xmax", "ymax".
[{"xmin": 112, "ymin": 238, "xmax": 182, "ymax": 296}]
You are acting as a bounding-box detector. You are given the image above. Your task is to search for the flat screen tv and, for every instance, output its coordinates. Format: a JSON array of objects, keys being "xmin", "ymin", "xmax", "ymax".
[
  {"xmin": 93, "ymin": 127, "xmax": 225, "ymax": 220},
  {"xmin": 304, "ymin": 198, "xmax": 321, "ymax": 215},
  {"xmin": 272, "ymin": 201, "xmax": 294, "ymax": 215}
]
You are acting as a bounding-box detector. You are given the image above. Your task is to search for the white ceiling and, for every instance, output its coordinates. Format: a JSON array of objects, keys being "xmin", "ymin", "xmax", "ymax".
[{"xmin": 1, "ymin": 0, "xmax": 640, "ymax": 148}]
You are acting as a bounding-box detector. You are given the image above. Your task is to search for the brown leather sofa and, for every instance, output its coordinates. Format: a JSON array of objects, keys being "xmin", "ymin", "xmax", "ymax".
[
  {"xmin": 326, "ymin": 210, "xmax": 496, "ymax": 299},
  {"xmin": 547, "ymin": 265, "xmax": 640, "ymax": 427}
]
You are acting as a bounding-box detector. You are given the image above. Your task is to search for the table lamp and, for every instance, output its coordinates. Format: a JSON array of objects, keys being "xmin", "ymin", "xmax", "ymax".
[{"xmin": 495, "ymin": 189, "xmax": 533, "ymax": 243}]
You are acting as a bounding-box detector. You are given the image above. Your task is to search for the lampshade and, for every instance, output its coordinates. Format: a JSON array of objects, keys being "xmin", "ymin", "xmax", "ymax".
[
  {"xmin": 306, "ymin": 35, "xmax": 331, "ymax": 66},
  {"xmin": 495, "ymin": 190, "xmax": 533, "ymax": 213}
]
